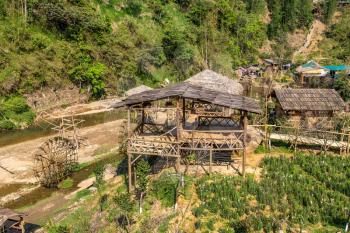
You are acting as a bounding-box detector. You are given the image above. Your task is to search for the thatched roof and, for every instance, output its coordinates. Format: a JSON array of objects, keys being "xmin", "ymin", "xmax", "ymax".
[
  {"xmin": 112, "ymin": 82, "xmax": 261, "ymax": 114},
  {"xmin": 0, "ymin": 208, "xmax": 25, "ymax": 226},
  {"xmin": 125, "ymin": 85, "xmax": 153, "ymax": 97},
  {"xmin": 275, "ymin": 88, "xmax": 345, "ymax": 111},
  {"xmin": 184, "ymin": 70, "xmax": 243, "ymax": 95}
]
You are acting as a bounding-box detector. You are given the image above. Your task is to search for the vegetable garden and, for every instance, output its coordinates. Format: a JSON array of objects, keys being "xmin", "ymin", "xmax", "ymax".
[{"xmin": 194, "ymin": 154, "xmax": 350, "ymax": 232}]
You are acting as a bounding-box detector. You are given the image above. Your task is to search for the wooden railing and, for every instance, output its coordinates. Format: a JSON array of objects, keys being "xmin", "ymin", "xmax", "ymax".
[{"xmin": 252, "ymin": 124, "xmax": 350, "ymax": 155}]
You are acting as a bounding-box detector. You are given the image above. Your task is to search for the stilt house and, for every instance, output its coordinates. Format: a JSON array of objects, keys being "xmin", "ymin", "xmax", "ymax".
[{"xmin": 111, "ymin": 70, "xmax": 261, "ymax": 191}]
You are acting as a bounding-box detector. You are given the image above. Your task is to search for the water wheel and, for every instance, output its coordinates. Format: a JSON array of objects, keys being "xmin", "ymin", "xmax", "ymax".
[{"xmin": 33, "ymin": 136, "xmax": 78, "ymax": 188}]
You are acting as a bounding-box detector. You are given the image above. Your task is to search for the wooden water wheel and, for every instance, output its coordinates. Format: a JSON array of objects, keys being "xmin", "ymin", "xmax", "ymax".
[{"xmin": 33, "ymin": 136, "xmax": 78, "ymax": 187}]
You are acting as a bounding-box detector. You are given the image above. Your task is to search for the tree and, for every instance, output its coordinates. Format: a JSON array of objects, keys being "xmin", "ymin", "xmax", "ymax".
[
  {"xmin": 135, "ymin": 159, "xmax": 151, "ymax": 213},
  {"xmin": 93, "ymin": 163, "xmax": 105, "ymax": 191},
  {"xmin": 324, "ymin": 0, "xmax": 337, "ymax": 24},
  {"xmin": 334, "ymin": 73, "xmax": 350, "ymax": 101}
]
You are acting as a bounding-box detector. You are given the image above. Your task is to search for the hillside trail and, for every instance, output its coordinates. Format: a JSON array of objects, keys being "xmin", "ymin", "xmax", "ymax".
[{"xmin": 291, "ymin": 19, "xmax": 326, "ymax": 63}]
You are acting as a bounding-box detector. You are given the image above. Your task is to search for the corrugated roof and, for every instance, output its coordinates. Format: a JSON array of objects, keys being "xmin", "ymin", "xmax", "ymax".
[
  {"xmin": 111, "ymin": 82, "xmax": 262, "ymax": 114},
  {"xmin": 323, "ymin": 65, "xmax": 350, "ymax": 71},
  {"xmin": 275, "ymin": 88, "xmax": 345, "ymax": 111}
]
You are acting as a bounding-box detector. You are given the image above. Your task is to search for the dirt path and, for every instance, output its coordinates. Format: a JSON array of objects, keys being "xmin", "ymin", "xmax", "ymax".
[
  {"xmin": 292, "ymin": 20, "xmax": 326, "ymax": 62},
  {"xmin": 0, "ymin": 119, "xmax": 125, "ymax": 184}
]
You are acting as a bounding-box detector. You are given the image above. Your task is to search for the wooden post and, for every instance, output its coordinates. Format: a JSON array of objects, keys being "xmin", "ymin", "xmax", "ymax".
[
  {"xmin": 141, "ymin": 107, "xmax": 145, "ymax": 133},
  {"xmin": 301, "ymin": 73, "xmax": 304, "ymax": 86},
  {"xmin": 127, "ymin": 107, "xmax": 133, "ymax": 192},
  {"xmin": 175, "ymin": 98, "xmax": 181, "ymax": 172},
  {"xmin": 209, "ymin": 148, "xmax": 212, "ymax": 174},
  {"xmin": 182, "ymin": 98, "xmax": 186, "ymax": 128},
  {"xmin": 242, "ymin": 111, "xmax": 248, "ymax": 177}
]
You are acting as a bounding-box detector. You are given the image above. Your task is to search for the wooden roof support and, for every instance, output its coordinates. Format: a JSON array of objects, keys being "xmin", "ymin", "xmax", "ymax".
[
  {"xmin": 242, "ymin": 111, "xmax": 248, "ymax": 177},
  {"xmin": 127, "ymin": 107, "xmax": 133, "ymax": 192}
]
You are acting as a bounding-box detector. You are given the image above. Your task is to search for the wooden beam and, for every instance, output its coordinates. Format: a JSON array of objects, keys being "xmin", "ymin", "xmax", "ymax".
[{"xmin": 242, "ymin": 111, "xmax": 248, "ymax": 177}]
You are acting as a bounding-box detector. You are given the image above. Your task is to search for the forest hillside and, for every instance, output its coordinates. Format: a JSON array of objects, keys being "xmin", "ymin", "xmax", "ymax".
[{"xmin": 0, "ymin": 0, "xmax": 348, "ymax": 129}]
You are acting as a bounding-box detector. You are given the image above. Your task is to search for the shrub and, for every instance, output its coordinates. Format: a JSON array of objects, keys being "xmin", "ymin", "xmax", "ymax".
[
  {"xmin": 93, "ymin": 163, "xmax": 105, "ymax": 189},
  {"xmin": 0, "ymin": 95, "xmax": 35, "ymax": 130},
  {"xmin": 150, "ymin": 172, "xmax": 178, "ymax": 207}
]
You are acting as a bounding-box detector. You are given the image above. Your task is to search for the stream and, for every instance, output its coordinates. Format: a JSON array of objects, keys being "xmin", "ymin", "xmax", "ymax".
[
  {"xmin": 0, "ymin": 109, "xmax": 125, "ymax": 148},
  {"xmin": 0, "ymin": 109, "xmax": 126, "ymax": 210},
  {"xmin": 3, "ymin": 154, "xmax": 118, "ymax": 210}
]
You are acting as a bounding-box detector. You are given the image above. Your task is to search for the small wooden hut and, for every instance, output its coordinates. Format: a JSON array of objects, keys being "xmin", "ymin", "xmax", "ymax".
[
  {"xmin": 0, "ymin": 209, "xmax": 26, "ymax": 233},
  {"xmin": 296, "ymin": 60, "xmax": 330, "ymax": 87},
  {"xmin": 273, "ymin": 88, "xmax": 345, "ymax": 128},
  {"xmin": 112, "ymin": 75, "xmax": 261, "ymax": 191}
]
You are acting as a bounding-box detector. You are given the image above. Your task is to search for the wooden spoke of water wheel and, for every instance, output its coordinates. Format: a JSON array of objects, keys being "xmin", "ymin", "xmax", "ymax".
[{"xmin": 33, "ymin": 136, "xmax": 77, "ymax": 187}]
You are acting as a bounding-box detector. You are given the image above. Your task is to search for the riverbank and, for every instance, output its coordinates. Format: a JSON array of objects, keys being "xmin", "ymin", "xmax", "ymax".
[{"xmin": 0, "ymin": 119, "xmax": 125, "ymax": 185}]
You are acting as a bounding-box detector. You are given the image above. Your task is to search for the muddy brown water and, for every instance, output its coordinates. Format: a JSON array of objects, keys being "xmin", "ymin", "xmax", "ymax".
[
  {"xmin": 3, "ymin": 154, "xmax": 118, "ymax": 210},
  {"xmin": 0, "ymin": 109, "xmax": 126, "ymax": 148}
]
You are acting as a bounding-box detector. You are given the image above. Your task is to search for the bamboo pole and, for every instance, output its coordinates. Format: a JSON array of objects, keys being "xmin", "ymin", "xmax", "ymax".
[
  {"xmin": 127, "ymin": 107, "xmax": 133, "ymax": 192},
  {"xmin": 182, "ymin": 98, "xmax": 186, "ymax": 128},
  {"xmin": 176, "ymin": 98, "xmax": 181, "ymax": 172},
  {"xmin": 242, "ymin": 111, "xmax": 248, "ymax": 177},
  {"xmin": 209, "ymin": 148, "xmax": 213, "ymax": 174},
  {"xmin": 141, "ymin": 107, "xmax": 145, "ymax": 134}
]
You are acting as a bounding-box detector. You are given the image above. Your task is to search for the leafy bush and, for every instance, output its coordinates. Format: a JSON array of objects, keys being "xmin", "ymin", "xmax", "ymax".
[
  {"xmin": 334, "ymin": 73, "xmax": 350, "ymax": 101},
  {"xmin": 93, "ymin": 163, "xmax": 105, "ymax": 189},
  {"xmin": 135, "ymin": 159, "xmax": 151, "ymax": 193},
  {"xmin": 0, "ymin": 95, "xmax": 35, "ymax": 130},
  {"xmin": 151, "ymin": 172, "xmax": 178, "ymax": 207}
]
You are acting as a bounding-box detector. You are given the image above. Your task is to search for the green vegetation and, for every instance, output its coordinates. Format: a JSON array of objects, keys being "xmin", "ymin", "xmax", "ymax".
[
  {"xmin": 0, "ymin": 0, "xmax": 269, "ymax": 103},
  {"xmin": 0, "ymin": 95, "xmax": 35, "ymax": 130},
  {"xmin": 45, "ymin": 153, "xmax": 350, "ymax": 232},
  {"xmin": 334, "ymin": 73, "xmax": 350, "ymax": 101},
  {"xmin": 150, "ymin": 172, "xmax": 179, "ymax": 207},
  {"xmin": 57, "ymin": 177, "xmax": 74, "ymax": 189},
  {"xmin": 267, "ymin": 0, "xmax": 313, "ymax": 38},
  {"xmin": 195, "ymin": 154, "xmax": 350, "ymax": 232},
  {"xmin": 312, "ymin": 9, "xmax": 350, "ymax": 64}
]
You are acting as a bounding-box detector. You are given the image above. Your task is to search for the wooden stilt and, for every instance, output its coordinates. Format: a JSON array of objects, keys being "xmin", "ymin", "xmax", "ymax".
[
  {"xmin": 182, "ymin": 98, "xmax": 186, "ymax": 128},
  {"xmin": 176, "ymin": 98, "xmax": 181, "ymax": 172},
  {"xmin": 209, "ymin": 148, "xmax": 212, "ymax": 174},
  {"xmin": 141, "ymin": 107, "xmax": 145, "ymax": 133},
  {"xmin": 127, "ymin": 107, "xmax": 133, "ymax": 192},
  {"xmin": 242, "ymin": 111, "xmax": 248, "ymax": 177}
]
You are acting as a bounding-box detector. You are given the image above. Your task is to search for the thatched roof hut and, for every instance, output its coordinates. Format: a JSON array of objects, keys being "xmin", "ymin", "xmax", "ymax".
[
  {"xmin": 184, "ymin": 69, "xmax": 243, "ymax": 95},
  {"xmin": 0, "ymin": 208, "xmax": 26, "ymax": 231},
  {"xmin": 125, "ymin": 85, "xmax": 153, "ymax": 97},
  {"xmin": 113, "ymin": 82, "xmax": 261, "ymax": 114},
  {"xmin": 274, "ymin": 88, "xmax": 345, "ymax": 112}
]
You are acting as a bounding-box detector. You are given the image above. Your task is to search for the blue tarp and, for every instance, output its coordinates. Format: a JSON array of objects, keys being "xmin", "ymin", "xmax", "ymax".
[{"xmin": 323, "ymin": 65, "xmax": 350, "ymax": 71}]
